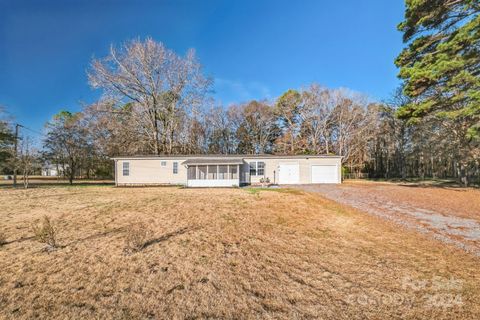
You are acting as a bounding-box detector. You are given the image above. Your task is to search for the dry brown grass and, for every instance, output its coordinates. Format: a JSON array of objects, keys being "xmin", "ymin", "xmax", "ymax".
[
  {"xmin": 344, "ymin": 180, "xmax": 480, "ymax": 221},
  {"xmin": 0, "ymin": 186, "xmax": 479, "ymax": 319}
]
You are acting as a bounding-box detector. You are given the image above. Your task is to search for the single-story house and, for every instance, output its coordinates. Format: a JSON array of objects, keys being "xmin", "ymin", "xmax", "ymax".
[
  {"xmin": 41, "ymin": 163, "xmax": 63, "ymax": 177},
  {"xmin": 113, "ymin": 155, "xmax": 342, "ymax": 187}
]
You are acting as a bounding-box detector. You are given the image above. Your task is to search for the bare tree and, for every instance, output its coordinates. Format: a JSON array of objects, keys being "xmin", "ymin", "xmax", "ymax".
[
  {"xmin": 230, "ymin": 101, "xmax": 279, "ymax": 154},
  {"xmin": 88, "ymin": 38, "xmax": 212, "ymax": 155},
  {"xmin": 300, "ymin": 84, "xmax": 335, "ymax": 154},
  {"xmin": 18, "ymin": 136, "xmax": 36, "ymax": 188}
]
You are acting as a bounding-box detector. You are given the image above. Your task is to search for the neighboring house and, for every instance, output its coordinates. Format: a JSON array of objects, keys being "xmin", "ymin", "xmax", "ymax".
[
  {"xmin": 41, "ymin": 164, "xmax": 59, "ymax": 177},
  {"xmin": 113, "ymin": 155, "xmax": 342, "ymax": 187},
  {"xmin": 41, "ymin": 163, "xmax": 64, "ymax": 177}
]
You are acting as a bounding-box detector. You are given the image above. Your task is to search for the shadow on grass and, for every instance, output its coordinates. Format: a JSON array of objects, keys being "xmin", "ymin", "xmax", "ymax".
[
  {"xmin": 0, "ymin": 181, "xmax": 115, "ymax": 189},
  {"xmin": 143, "ymin": 226, "xmax": 195, "ymax": 249},
  {"xmin": 66, "ymin": 227, "xmax": 126, "ymax": 247}
]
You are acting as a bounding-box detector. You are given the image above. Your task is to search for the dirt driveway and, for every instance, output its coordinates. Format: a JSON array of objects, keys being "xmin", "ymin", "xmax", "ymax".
[{"xmin": 295, "ymin": 181, "xmax": 480, "ymax": 256}]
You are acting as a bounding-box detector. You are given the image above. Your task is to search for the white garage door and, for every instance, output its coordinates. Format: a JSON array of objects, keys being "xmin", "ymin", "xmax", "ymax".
[
  {"xmin": 279, "ymin": 163, "xmax": 300, "ymax": 184},
  {"xmin": 311, "ymin": 165, "xmax": 339, "ymax": 184}
]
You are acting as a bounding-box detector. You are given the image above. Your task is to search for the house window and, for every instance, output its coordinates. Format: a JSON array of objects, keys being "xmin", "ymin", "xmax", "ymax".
[
  {"xmin": 122, "ymin": 162, "xmax": 129, "ymax": 176},
  {"xmin": 173, "ymin": 162, "xmax": 178, "ymax": 174},
  {"xmin": 161, "ymin": 161, "xmax": 167, "ymax": 167},
  {"xmin": 249, "ymin": 162, "xmax": 257, "ymax": 176},
  {"xmin": 249, "ymin": 161, "xmax": 265, "ymax": 176},
  {"xmin": 257, "ymin": 162, "xmax": 265, "ymax": 176}
]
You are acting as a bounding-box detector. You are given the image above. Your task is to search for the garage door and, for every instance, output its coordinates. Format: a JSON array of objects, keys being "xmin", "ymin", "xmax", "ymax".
[
  {"xmin": 311, "ymin": 165, "xmax": 339, "ymax": 184},
  {"xmin": 279, "ymin": 163, "xmax": 300, "ymax": 184}
]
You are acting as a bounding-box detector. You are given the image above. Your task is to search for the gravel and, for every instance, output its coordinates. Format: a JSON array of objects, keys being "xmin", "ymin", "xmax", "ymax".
[{"xmin": 294, "ymin": 184, "xmax": 480, "ymax": 256}]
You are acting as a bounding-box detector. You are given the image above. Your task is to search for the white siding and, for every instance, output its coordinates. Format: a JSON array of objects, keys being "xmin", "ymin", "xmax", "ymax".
[
  {"xmin": 116, "ymin": 159, "xmax": 187, "ymax": 185},
  {"xmin": 114, "ymin": 156, "xmax": 342, "ymax": 186},
  {"xmin": 242, "ymin": 157, "xmax": 342, "ymax": 184}
]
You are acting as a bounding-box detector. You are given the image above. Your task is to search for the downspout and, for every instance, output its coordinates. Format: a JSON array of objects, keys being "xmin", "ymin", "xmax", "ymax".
[{"xmin": 114, "ymin": 159, "xmax": 118, "ymax": 187}]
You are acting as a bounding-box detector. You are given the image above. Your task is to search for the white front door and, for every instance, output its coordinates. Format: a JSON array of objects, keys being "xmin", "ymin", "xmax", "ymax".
[
  {"xmin": 279, "ymin": 163, "xmax": 300, "ymax": 184},
  {"xmin": 311, "ymin": 165, "xmax": 339, "ymax": 183}
]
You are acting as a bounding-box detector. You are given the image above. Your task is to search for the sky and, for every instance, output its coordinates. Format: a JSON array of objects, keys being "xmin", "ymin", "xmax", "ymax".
[{"xmin": 0, "ymin": 0, "xmax": 406, "ymax": 133}]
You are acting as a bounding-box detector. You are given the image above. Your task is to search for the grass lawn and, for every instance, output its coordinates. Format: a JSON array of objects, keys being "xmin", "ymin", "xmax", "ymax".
[{"xmin": 1, "ymin": 186, "xmax": 479, "ymax": 319}]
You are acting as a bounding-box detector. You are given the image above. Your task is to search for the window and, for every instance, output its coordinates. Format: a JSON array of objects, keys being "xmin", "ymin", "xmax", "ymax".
[
  {"xmin": 122, "ymin": 162, "xmax": 129, "ymax": 176},
  {"xmin": 173, "ymin": 162, "xmax": 178, "ymax": 174},
  {"xmin": 249, "ymin": 162, "xmax": 257, "ymax": 176},
  {"xmin": 257, "ymin": 162, "xmax": 265, "ymax": 176},
  {"xmin": 249, "ymin": 161, "xmax": 265, "ymax": 176},
  {"xmin": 161, "ymin": 161, "xmax": 167, "ymax": 167}
]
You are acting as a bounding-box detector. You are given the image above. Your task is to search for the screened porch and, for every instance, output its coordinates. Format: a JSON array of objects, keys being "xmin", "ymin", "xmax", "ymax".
[{"xmin": 183, "ymin": 158, "xmax": 243, "ymax": 187}]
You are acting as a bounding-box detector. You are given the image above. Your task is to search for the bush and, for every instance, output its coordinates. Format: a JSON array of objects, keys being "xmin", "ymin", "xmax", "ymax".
[
  {"xmin": 32, "ymin": 216, "xmax": 58, "ymax": 249},
  {"xmin": 124, "ymin": 221, "xmax": 153, "ymax": 253},
  {"xmin": 259, "ymin": 177, "xmax": 271, "ymax": 185},
  {"xmin": 0, "ymin": 232, "xmax": 6, "ymax": 247}
]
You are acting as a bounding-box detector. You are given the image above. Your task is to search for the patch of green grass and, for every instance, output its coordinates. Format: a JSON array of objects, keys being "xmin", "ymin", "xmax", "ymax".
[
  {"xmin": 246, "ymin": 188, "xmax": 261, "ymax": 195},
  {"xmin": 245, "ymin": 187, "xmax": 304, "ymax": 196}
]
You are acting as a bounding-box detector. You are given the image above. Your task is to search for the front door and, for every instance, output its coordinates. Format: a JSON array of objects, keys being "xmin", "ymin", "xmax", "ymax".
[{"xmin": 279, "ymin": 163, "xmax": 300, "ymax": 184}]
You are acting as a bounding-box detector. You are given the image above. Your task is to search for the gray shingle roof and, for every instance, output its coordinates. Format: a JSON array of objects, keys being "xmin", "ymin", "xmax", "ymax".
[{"xmin": 181, "ymin": 158, "xmax": 245, "ymax": 166}]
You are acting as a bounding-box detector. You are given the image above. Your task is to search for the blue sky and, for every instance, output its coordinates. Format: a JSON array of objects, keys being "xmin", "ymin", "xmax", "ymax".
[{"xmin": 0, "ymin": 0, "xmax": 405, "ymax": 133}]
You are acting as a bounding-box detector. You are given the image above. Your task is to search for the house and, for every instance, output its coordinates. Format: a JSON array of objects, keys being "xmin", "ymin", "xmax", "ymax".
[
  {"xmin": 113, "ymin": 155, "xmax": 342, "ymax": 187},
  {"xmin": 41, "ymin": 163, "xmax": 63, "ymax": 177}
]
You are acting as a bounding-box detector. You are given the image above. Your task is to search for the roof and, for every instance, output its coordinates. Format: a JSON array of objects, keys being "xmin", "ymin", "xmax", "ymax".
[
  {"xmin": 182, "ymin": 158, "xmax": 244, "ymax": 166},
  {"xmin": 112, "ymin": 154, "xmax": 342, "ymax": 160}
]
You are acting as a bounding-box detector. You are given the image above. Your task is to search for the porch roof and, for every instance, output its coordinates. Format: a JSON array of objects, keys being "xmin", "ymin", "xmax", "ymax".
[{"xmin": 182, "ymin": 158, "xmax": 244, "ymax": 166}]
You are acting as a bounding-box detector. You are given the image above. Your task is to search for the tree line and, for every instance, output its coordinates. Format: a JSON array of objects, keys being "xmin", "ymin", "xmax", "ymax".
[{"xmin": 1, "ymin": 1, "xmax": 478, "ymax": 186}]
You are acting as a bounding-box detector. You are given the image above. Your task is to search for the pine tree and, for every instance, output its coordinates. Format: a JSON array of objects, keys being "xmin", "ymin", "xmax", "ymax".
[{"xmin": 395, "ymin": 0, "xmax": 480, "ymax": 139}]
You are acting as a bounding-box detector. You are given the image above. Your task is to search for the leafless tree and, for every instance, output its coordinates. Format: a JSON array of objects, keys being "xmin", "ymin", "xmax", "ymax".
[
  {"xmin": 300, "ymin": 84, "xmax": 335, "ymax": 154},
  {"xmin": 88, "ymin": 38, "xmax": 212, "ymax": 155},
  {"xmin": 18, "ymin": 136, "xmax": 36, "ymax": 188},
  {"xmin": 232, "ymin": 101, "xmax": 279, "ymax": 154}
]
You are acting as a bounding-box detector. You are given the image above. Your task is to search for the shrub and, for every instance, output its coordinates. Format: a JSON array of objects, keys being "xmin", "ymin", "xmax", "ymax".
[
  {"xmin": 124, "ymin": 221, "xmax": 153, "ymax": 253},
  {"xmin": 0, "ymin": 232, "xmax": 6, "ymax": 247},
  {"xmin": 32, "ymin": 216, "xmax": 58, "ymax": 249},
  {"xmin": 259, "ymin": 177, "xmax": 271, "ymax": 186}
]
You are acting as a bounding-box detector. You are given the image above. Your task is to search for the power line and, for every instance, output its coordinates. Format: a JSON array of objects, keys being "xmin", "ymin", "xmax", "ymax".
[{"xmin": 20, "ymin": 125, "xmax": 44, "ymax": 136}]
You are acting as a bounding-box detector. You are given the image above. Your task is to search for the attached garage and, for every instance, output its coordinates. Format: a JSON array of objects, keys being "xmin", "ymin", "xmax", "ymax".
[{"xmin": 311, "ymin": 165, "xmax": 340, "ymax": 184}]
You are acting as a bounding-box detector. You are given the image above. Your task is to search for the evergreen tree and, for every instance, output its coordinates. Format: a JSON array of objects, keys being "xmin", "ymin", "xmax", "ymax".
[{"xmin": 395, "ymin": 0, "xmax": 480, "ymax": 139}]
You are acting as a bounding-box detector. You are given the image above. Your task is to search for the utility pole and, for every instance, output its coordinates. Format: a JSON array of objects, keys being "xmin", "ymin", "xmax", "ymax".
[{"xmin": 13, "ymin": 123, "xmax": 22, "ymax": 187}]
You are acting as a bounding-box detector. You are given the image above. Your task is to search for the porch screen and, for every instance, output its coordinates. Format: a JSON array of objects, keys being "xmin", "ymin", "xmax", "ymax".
[
  {"xmin": 187, "ymin": 166, "xmax": 196, "ymax": 179},
  {"xmin": 218, "ymin": 165, "xmax": 228, "ymax": 179},
  {"xmin": 198, "ymin": 166, "xmax": 207, "ymax": 180},
  {"xmin": 208, "ymin": 165, "xmax": 217, "ymax": 179},
  {"xmin": 229, "ymin": 165, "xmax": 238, "ymax": 179}
]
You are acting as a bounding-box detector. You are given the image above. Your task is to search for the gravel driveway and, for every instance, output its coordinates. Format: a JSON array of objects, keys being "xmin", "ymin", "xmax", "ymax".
[{"xmin": 294, "ymin": 183, "xmax": 480, "ymax": 256}]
